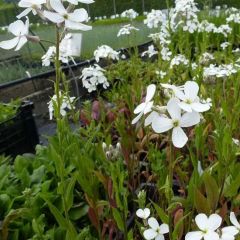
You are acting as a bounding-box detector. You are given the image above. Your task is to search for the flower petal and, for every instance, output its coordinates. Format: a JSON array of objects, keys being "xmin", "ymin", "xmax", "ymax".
[
  {"xmin": 43, "ymin": 10, "xmax": 64, "ymax": 23},
  {"xmin": 195, "ymin": 214, "xmax": 208, "ymax": 231},
  {"xmin": 185, "ymin": 231, "xmax": 203, "ymax": 240},
  {"xmin": 146, "ymin": 84, "xmax": 156, "ymax": 102},
  {"xmin": 191, "ymin": 102, "xmax": 210, "ymax": 112},
  {"xmin": 204, "ymin": 231, "xmax": 219, "ymax": 240},
  {"xmin": 0, "ymin": 37, "xmax": 19, "ymax": 50},
  {"xmin": 208, "ymin": 214, "xmax": 222, "ymax": 231},
  {"xmin": 145, "ymin": 111, "xmax": 159, "ymax": 127},
  {"xmin": 17, "ymin": 8, "xmax": 32, "ymax": 19},
  {"xmin": 131, "ymin": 112, "xmax": 143, "ymax": 125},
  {"xmin": 172, "ymin": 127, "xmax": 188, "ymax": 148},
  {"xmin": 65, "ymin": 20, "xmax": 92, "ymax": 31},
  {"xmin": 50, "ymin": 0, "xmax": 66, "ymax": 14},
  {"xmin": 134, "ymin": 102, "xmax": 146, "ymax": 114},
  {"xmin": 180, "ymin": 111, "xmax": 200, "ymax": 128},
  {"xmin": 230, "ymin": 212, "xmax": 240, "ymax": 229},
  {"xmin": 68, "ymin": 8, "xmax": 88, "ymax": 22},
  {"xmin": 136, "ymin": 209, "xmax": 144, "ymax": 218},
  {"xmin": 184, "ymin": 81, "xmax": 199, "ymax": 100},
  {"xmin": 159, "ymin": 223, "xmax": 169, "ymax": 234},
  {"xmin": 148, "ymin": 217, "xmax": 159, "ymax": 230},
  {"xmin": 144, "ymin": 101, "xmax": 153, "ymax": 114},
  {"xmin": 152, "ymin": 116, "xmax": 173, "ymax": 133},
  {"xmin": 8, "ymin": 20, "xmax": 25, "ymax": 36},
  {"xmin": 167, "ymin": 98, "xmax": 181, "ymax": 120},
  {"xmin": 155, "ymin": 234, "xmax": 165, "ymax": 240},
  {"xmin": 15, "ymin": 36, "xmax": 27, "ymax": 51},
  {"xmin": 143, "ymin": 229, "xmax": 158, "ymax": 240},
  {"xmin": 222, "ymin": 226, "xmax": 238, "ymax": 236},
  {"xmin": 178, "ymin": 102, "xmax": 193, "ymax": 112}
]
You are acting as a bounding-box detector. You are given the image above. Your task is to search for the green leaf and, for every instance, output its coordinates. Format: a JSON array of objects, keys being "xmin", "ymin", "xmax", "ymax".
[
  {"xmin": 31, "ymin": 165, "xmax": 45, "ymax": 184},
  {"xmin": 65, "ymin": 174, "xmax": 77, "ymax": 212},
  {"xmin": 112, "ymin": 208, "xmax": 124, "ymax": 232},
  {"xmin": 203, "ymin": 172, "xmax": 219, "ymax": 210},
  {"xmin": 194, "ymin": 188, "xmax": 210, "ymax": 214},
  {"xmin": 152, "ymin": 202, "xmax": 169, "ymax": 223}
]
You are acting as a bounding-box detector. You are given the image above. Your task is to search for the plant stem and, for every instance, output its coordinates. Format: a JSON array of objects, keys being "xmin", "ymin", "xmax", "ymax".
[{"xmin": 168, "ymin": 139, "xmax": 174, "ymax": 240}]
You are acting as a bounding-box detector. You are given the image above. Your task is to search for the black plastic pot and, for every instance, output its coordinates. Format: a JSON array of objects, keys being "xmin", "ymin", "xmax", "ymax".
[{"xmin": 0, "ymin": 101, "xmax": 39, "ymax": 157}]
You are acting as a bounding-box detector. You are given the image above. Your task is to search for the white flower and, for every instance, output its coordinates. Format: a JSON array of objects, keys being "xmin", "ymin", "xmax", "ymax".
[
  {"xmin": 136, "ymin": 208, "xmax": 150, "ymax": 220},
  {"xmin": 230, "ymin": 212, "xmax": 240, "ymax": 233},
  {"xmin": 17, "ymin": 0, "xmax": 46, "ymax": 19},
  {"xmin": 219, "ymin": 226, "xmax": 238, "ymax": 240},
  {"xmin": 121, "ymin": 9, "xmax": 138, "ymax": 20},
  {"xmin": 117, "ymin": 24, "xmax": 139, "ymax": 37},
  {"xmin": 43, "ymin": 0, "xmax": 91, "ymax": 30},
  {"xmin": 185, "ymin": 213, "xmax": 222, "ymax": 240},
  {"xmin": 170, "ymin": 54, "xmax": 189, "ymax": 68},
  {"xmin": 141, "ymin": 45, "xmax": 158, "ymax": 58},
  {"xmin": 42, "ymin": 46, "xmax": 56, "ymax": 66},
  {"xmin": 143, "ymin": 217, "xmax": 169, "ymax": 240},
  {"xmin": 221, "ymin": 42, "xmax": 230, "ymax": 50},
  {"xmin": 151, "ymin": 98, "xmax": 200, "ymax": 148},
  {"xmin": 144, "ymin": 9, "xmax": 167, "ymax": 29},
  {"xmin": 174, "ymin": 81, "xmax": 211, "ymax": 113},
  {"xmin": 0, "ymin": 18, "xmax": 29, "ymax": 51},
  {"xmin": 156, "ymin": 70, "xmax": 166, "ymax": 79},
  {"xmin": 65, "ymin": 0, "xmax": 94, "ymax": 5},
  {"xmin": 94, "ymin": 45, "xmax": 119, "ymax": 62},
  {"xmin": 81, "ymin": 64, "xmax": 109, "ymax": 92},
  {"xmin": 132, "ymin": 84, "xmax": 156, "ymax": 125},
  {"xmin": 48, "ymin": 93, "xmax": 75, "ymax": 120}
]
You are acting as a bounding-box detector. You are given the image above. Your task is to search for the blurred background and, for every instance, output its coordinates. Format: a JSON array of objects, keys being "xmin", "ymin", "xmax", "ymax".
[{"xmin": 0, "ymin": 0, "xmax": 239, "ymax": 83}]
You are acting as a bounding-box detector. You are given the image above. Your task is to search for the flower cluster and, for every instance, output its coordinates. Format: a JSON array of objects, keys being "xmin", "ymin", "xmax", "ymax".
[
  {"xmin": 121, "ymin": 9, "xmax": 138, "ymax": 20},
  {"xmin": 185, "ymin": 213, "xmax": 240, "ymax": 240},
  {"xmin": 102, "ymin": 142, "xmax": 121, "ymax": 160},
  {"xmin": 94, "ymin": 45, "xmax": 119, "ymax": 62},
  {"xmin": 81, "ymin": 64, "xmax": 109, "ymax": 92},
  {"xmin": 48, "ymin": 92, "xmax": 75, "ymax": 120},
  {"xmin": 141, "ymin": 45, "xmax": 158, "ymax": 58},
  {"xmin": 136, "ymin": 208, "xmax": 169, "ymax": 240},
  {"xmin": 117, "ymin": 24, "xmax": 139, "ymax": 37},
  {"xmin": 144, "ymin": 9, "xmax": 167, "ymax": 29},
  {"xmin": 132, "ymin": 81, "xmax": 211, "ymax": 148}
]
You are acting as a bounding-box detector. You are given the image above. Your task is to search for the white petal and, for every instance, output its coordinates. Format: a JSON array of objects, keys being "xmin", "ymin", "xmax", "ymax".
[
  {"xmin": 148, "ymin": 217, "xmax": 159, "ymax": 230},
  {"xmin": 204, "ymin": 231, "xmax": 219, "ymax": 240},
  {"xmin": 222, "ymin": 226, "xmax": 238, "ymax": 236},
  {"xmin": 230, "ymin": 212, "xmax": 240, "ymax": 229},
  {"xmin": 146, "ymin": 84, "xmax": 156, "ymax": 102},
  {"xmin": 144, "ymin": 208, "xmax": 150, "ymax": 219},
  {"xmin": 174, "ymin": 88, "xmax": 186, "ymax": 101},
  {"xmin": 65, "ymin": 20, "xmax": 92, "ymax": 30},
  {"xmin": 145, "ymin": 111, "xmax": 159, "ymax": 127},
  {"xmin": 43, "ymin": 10, "xmax": 64, "ymax": 23},
  {"xmin": 134, "ymin": 102, "xmax": 146, "ymax": 114},
  {"xmin": 15, "ymin": 36, "xmax": 27, "ymax": 51},
  {"xmin": 208, "ymin": 214, "xmax": 222, "ymax": 231},
  {"xmin": 50, "ymin": 0, "xmax": 66, "ymax": 14},
  {"xmin": 167, "ymin": 98, "xmax": 181, "ymax": 120},
  {"xmin": 184, "ymin": 81, "xmax": 199, "ymax": 100},
  {"xmin": 68, "ymin": 8, "xmax": 88, "ymax": 22},
  {"xmin": 172, "ymin": 127, "xmax": 188, "ymax": 148},
  {"xmin": 191, "ymin": 103, "xmax": 210, "ymax": 112},
  {"xmin": 136, "ymin": 209, "xmax": 144, "ymax": 218},
  {"xmin": 155, "ymin": 234, "xmax": 165, "ymax": 240},
  {"xmin": 131, "ymin": 112, "xmax": 143, "ymax": 125},
  {"xmin": 143, "ymin": 229, "xmax": 158, "ymax": 240},
  {"xmin": 180, "ymin": 112, "xmax": 200, "ymax": 128},
  {"xmin": 151, "ymin": 116, "xmax": 173, "ymax": 133},
  {"xmin": 178, "ymin": 102, "xmax": 193, "ymax": 112},
  {"xmin": 0, "ymin": 37, "xmax": 19, "ymax": 50},
  {"xmin": 144, "ymin": 101, "xmax": 153, "ymax": 114},
  {"xmin": 185, "ymin": 231, "xmax": 203, "ymax": 240},
  {"xmin": 8, "ymin": 20, "xmax": 24, "ymax": 36},
  {"xmin": 17, "ymin": 8, "xmax": 32, "ymax": 19},
  {"xmin": 159, "ymin": 224, "xmax": 169, "ymax": 234},
  {"xmin": 220, "ymin": 233, "xmax": 235, "ymax": 240},
  {"xmin": 195, "ymin": 214, "xmax": 208, "ymax": 231}
]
